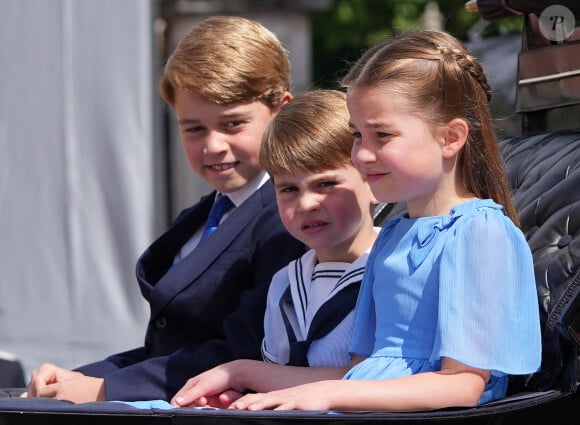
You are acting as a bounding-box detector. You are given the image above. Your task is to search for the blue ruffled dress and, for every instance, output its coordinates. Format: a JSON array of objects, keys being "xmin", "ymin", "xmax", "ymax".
[{"xmin": 344, "ymin": 199, "xmax": 542, "ymax": 404}]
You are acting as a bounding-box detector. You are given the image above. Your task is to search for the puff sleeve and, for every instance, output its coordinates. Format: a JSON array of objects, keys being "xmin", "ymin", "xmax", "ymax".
[{"xmin": 430, "ymin": 207, "xmax": 542, "ymax": 374}]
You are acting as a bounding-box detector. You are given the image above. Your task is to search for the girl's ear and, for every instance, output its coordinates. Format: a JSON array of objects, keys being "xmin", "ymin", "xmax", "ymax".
[{"xmin": 440, "ymin": 118, "xmax": 469, "ymax": 159}]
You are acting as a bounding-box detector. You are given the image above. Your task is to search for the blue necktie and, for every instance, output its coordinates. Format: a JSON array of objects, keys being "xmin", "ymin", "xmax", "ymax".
[{"xmin": 200, "ymin": 195, "xmax": 234, "ymax": 242}]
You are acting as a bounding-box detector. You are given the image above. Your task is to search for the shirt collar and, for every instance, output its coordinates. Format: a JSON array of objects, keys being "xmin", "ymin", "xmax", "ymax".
[{"xmin": 220, "ymin": 171, "xmax": 269, "ymax": 208}]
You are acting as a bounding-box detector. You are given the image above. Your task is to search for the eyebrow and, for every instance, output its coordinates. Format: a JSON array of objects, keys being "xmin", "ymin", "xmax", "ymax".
[
  {"xmin": 178, "ymin": 110, "xmax": 251, "ymax": 125},
  {"xmin": 178, "ymin": 118, "xmax": 201, "ymax": 125},
  {"xmin": 351, "ymin": 121, "xmax": 388, "ymax": 130},
  {"xmin": 275, "ymin": 171, "xmax": 341, "ymax": 187},
  {"xmin": 273, "ymin": 180, "xmax": 296, "ymax": 189}
]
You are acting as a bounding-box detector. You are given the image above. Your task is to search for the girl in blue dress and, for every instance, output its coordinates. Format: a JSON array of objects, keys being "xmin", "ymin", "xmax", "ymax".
[{"xmin": 173, "ymin": 29, "xmax": 542, "ymax": 412}]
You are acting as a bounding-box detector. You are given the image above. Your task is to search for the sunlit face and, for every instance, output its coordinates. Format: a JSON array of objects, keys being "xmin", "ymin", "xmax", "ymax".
[
  {"xmin": 173, "ymin": 89, "xmax": 281, "ymax": 193},
  {"xmin": 348, "ymin": 85, "xmax": 449, "ymax": 216},
  {"xmin": 273, "ymin": 165, "xmax": 375, "ymax": 263}
]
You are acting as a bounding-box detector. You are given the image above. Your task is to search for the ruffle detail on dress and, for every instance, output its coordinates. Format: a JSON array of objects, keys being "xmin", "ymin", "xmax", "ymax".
[
  {"xmin": 410, "ymin": 215, "xmax": 457, "ymax": 268},
  {"xmin": 408, "ymin": 200, "xmax": 500, "ymax": 268}
]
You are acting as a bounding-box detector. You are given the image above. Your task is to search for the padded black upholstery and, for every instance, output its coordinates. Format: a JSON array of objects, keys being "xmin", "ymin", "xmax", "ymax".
[{"xmin": 499, "ymin": 129, "xmax": 580, "ymax": 393}]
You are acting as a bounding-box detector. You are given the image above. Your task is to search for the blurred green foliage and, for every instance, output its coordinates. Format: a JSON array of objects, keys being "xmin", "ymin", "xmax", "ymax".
[{"xmin": 310, "ymin": 0, "xmax": 522, "ymax": 88}]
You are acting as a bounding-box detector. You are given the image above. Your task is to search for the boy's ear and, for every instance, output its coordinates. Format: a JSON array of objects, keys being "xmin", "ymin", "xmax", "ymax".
[
  {"xmin": 273, "ymin": 91, "xmax": 293, "ymax": 113},
  {"xmin": 440, "ymin": 118, "xmax": 468, "ymax": 159}
]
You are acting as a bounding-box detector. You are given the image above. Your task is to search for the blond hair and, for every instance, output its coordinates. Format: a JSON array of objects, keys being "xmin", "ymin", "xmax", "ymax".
[
  {"xmin": 260, "ymin": 89, "xmax": 352, "ymax": 176},
  {"xmin": 160, "ymin": 15, "xmax": 290, "ymax": 108},
  {"xmin": 342, "ymin": 30, "xmax": 518, "ymax": 225}
]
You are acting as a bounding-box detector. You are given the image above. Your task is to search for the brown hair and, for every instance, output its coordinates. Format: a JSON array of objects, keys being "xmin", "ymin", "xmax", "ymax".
[
  {"xmin": 160, "ymin": 15, "xmax": 291, "ymax": 108},
  {"xmin": 341, "ymin": 30, "xmax": 518, "ymax": 225},
  {"xmin": 260, "ymin": 89, "xmax": 352, "ymax": 176}
]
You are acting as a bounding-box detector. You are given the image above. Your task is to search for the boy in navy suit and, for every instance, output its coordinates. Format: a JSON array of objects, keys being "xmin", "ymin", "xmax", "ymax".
[{"xmin": 25, "ymin": 15, "xmax": 305, "ymax": 402}]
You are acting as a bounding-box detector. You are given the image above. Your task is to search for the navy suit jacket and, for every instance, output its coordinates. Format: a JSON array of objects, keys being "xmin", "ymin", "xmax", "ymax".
[
  {"xmin": 77, "ymin": 181, "xmax": 306, "ymax": 401},
  {"xmin": 0, "ymin": 359, "xmax": 25, "ymax": 388}
]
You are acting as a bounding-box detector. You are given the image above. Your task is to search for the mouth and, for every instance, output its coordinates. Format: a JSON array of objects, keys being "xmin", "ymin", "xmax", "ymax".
[
  {"xmin": 206, "ymin": 162, "xmax": 238, "ymax": 172},
  {"xmin": 364, "ymin": 168, "xmax": 389, "ymax": 176},
  {"xmin": 302, "ymin": 221, "xmax": 329, "ymax": 231},
  {"xmin": 364, "ymin": 170, "xmax": 390, "ymax": 180}
]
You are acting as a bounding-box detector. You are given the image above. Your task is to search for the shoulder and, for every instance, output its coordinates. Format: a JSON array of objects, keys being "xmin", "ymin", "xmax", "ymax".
[
  {"xmin": 451, "ymin": 199, "xmax": 525, "ymax": 244},
  {"xmin": 441, "ymin": 199, "xmax": 532, "ymax": 267},
  {"xmin": 267, "ymin": 262, "xmax": 292, "ymax": 297},
  {"xmin": 268, "ymin": 249, "xmax": 316, "ymax": 290},
  {"xmin": 237, "ymin": 181, "xmax": 280, "ymax": 219},
  {"xmin": 255, "ymin": 179, "xmax": 277, "ymax": 205},
  {"xmin": 243, "ymin": 184, "xmax": 303, "ymax": 246},
  {"xmin": 265, "ymin": 268, "xmax": 291, "ymax": 316}
]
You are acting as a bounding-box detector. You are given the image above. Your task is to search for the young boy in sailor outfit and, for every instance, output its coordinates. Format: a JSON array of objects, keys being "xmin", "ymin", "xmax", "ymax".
[{"xmin": 171, "ymin": 89, "xmax": 379, "ymax": 408}]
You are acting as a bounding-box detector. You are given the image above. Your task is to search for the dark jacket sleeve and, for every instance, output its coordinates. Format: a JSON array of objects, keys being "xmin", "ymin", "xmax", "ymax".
[
  {"xmin": 0, "ymin": 359, "xmax": 26, "ymax": 388},
  {"xmin": 103, "ymin": 232, "xmax": 304, "ymax": 400},
  {"xmin": 75, "ymin": 347, "xmax": 149, "ymax": 378},
  {"xmin": 77, "ymin": 197, "xmax": 306, "ymax": 401},
  {"xmin": 100, "ymin": 277, "xmax": 274, "ymax": 401}
]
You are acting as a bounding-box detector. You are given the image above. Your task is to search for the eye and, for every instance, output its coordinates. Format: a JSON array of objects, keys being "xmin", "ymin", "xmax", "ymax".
[
  {"xmin": 352, "ymin": 131, "xmax": 361, "ymax": 139},
  {"xmin": 279, "ymin": 185, "xmax": 298, "ymax": 194},
  {"xmin": 319, "ymin": 180, "xmax": 338, "ymax": 189},
  {"xmin": 224, "ymin": 120, "xmax": 244, "ymax": 130},
  {"xmin": 183, "ymin": 125, "xmax": 205, "ymax": 134}
]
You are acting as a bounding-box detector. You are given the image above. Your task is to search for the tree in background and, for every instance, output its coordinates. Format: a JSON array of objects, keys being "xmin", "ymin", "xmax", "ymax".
[{"xmin": 310, "ymin": 0, "xmax": 521, "ymax": 88}]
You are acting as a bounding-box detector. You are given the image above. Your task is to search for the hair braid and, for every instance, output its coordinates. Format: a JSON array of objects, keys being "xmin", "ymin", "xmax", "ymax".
[{"xmin": 437, "ymin": 46, "xmax": 492, "ymax": 103}]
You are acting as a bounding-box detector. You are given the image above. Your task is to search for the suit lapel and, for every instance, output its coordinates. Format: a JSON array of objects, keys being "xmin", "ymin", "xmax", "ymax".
[
  {"xmin": 136, "ymin": 194, "xmax": 213, "ymax": 299},
  {"xmin": 145, "ymin": 185, "xmax": 269, "ymax": 319}
]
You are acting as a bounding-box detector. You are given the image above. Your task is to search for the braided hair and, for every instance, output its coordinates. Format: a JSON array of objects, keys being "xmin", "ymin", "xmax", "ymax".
[{"xmin": 342, "ymin": 29, "xmax": 518, "ymax": 225}]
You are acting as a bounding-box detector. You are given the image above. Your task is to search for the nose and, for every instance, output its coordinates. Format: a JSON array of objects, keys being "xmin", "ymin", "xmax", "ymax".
[
  {"xmin": 297, "ymin": 191, "xmax": 321, "ymax": 212},
  {"xmin": 204, "ymin": 131, "xmax": 228, "ymax": 154},
  {"xmin": 352, "ymin": 140, "xmax": 376, "ymax": 165}
]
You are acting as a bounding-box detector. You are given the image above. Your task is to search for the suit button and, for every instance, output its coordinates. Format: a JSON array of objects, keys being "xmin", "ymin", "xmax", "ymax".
[{"xmin": 154, "ymin": 316, "xmax": 167, "ymax": 329}]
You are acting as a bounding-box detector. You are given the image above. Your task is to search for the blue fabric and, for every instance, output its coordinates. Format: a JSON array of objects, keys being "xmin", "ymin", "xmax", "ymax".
[
  {"xmin": 345, "ymin": 199, "xmax": 542, "ymax": 404},
  {"xmin": 116, "ymin": 400, "xmax": 177, "ymax": 410},
  {"xmin": 117, "ymin": 400, "xmax": 222, "ymax": 410},
  {"xmin": 200, "ymin": 195, "xmax": 234, "ymax": 241}
]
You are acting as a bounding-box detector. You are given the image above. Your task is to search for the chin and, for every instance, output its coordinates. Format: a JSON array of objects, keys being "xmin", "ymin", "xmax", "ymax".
[{"xmin": 215, "ymin": 180, "xmax": 246, "ymax": 194}]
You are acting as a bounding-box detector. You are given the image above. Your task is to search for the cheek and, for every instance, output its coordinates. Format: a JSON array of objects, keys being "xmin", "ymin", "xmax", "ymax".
[
  {"xmin": 279, "ymin": 208, "xmax": 302, "ymax": 241},
  {"xmin": 329, "ymin": 194, "xmax": 363, "ymax": 227},
  {"xmin": 377, "ymin": 143, "xmax": 422, "ymax": 171},
  {"xmin": 276, "ymin": 201, "xmax": 294, "ymax": 228},
  {"xmin": 374, "ymin": 148, "xmax": 396, "ymax": 167},
  {"xmin": 231, "ymin": 134, "xmax": 261, "ymax": 163},
  {"xmin": 182, "ymin": 143, "xmax": 203, "ymax": 170}
]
